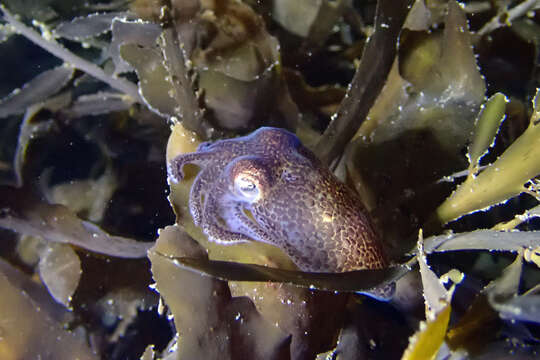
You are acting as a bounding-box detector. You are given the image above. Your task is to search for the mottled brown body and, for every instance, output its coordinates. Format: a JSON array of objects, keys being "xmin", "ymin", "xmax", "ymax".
[{"xmin": 168, "ymin": 127, "xmax": 387, "ymax": 272}]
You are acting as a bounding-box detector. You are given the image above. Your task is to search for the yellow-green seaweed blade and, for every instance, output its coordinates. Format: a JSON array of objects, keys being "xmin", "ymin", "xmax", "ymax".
[
  {"xmin": 467, "ymin": 93, "xmax": 508, "ymax": 173},
  {"xmin": 437, "ymin": 89, "xmax": 540, "ymax": 223}
]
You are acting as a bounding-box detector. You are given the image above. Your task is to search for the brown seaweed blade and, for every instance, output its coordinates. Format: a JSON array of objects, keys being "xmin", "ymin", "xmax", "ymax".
[
  {"xmin": 0, "ymin": 266, "xmax": 98, "ymax": 359},
  {"xmin": 151, "ymin": 250, "xmax": 408, "ymax": 294},
  {"xmin": 314, "ymin": 0, "xmax": 413, "ymax": 165},
  {"xmin": 0, "ymin": 186, "xmax": 151, "ymax": 258},
  {"xmin": 166, "ymin": 228, "xmax": 540, "ymax": 294},
  {"xmin": 148, "ymin": 225, "xmax": 292, "ymax": 359}
]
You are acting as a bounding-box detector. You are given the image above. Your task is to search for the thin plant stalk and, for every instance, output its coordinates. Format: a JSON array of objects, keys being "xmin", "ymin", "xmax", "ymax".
[{"xmin": 0, "ymin": 5, "xmax": 142, "ymax": 103}]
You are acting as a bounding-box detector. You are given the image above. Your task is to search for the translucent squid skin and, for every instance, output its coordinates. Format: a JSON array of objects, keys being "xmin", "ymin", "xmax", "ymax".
[{"xmin": 168, "ymin": 127, "xmax": 388, "ymax": 273}]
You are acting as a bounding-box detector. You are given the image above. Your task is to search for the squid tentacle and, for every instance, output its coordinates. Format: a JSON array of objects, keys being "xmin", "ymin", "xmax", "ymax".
[
  {"xmin": 201, "ymin": 194, "xmax": 253, "ymax": 244},
  {"xmin": 168, "ymin": 151, "xmax": 217, "ymax": 183},
  {"xmin": 230, "ymin": 203, "xmax": 275, "ymax": 245},
  {"xmin": 189, "ymin": 169, "xmax": 209, "ymax": 226}
]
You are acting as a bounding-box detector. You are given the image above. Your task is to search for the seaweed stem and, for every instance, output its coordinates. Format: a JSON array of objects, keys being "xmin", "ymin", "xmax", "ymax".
[
  {"xmin": 314, "ymin": 0, "xmax": 413, "ymax": 167},
  {"xmin": 476, "ymin": 0, "xmax": 540, "ymax": 38},
  {"xmin": 492, "ymin": 203, "xmax": 540, "ymax": 230},
  {"xmin": 158, "ymin": 1, "xmax": 210, "ymax": 139},
  {"xmin": 0, "ymin": 5, "xmax": 142, "ymax": 103}
]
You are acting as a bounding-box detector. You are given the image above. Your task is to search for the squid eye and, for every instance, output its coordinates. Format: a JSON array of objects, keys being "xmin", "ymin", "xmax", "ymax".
[{"xmin": 234, "ymin": 176, "xmax": 260, "ymax": 202}]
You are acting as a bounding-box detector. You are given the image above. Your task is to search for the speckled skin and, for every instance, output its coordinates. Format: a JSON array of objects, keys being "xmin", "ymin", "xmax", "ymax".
[{"xmin": 168, "ymin": 127, "xmax": 387, "ymax": 273}]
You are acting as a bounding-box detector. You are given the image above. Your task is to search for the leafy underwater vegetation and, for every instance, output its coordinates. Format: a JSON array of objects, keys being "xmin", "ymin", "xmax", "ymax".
[{"xmin": 0, "ymin": 0, "xmax": 539, "ymax": 359}]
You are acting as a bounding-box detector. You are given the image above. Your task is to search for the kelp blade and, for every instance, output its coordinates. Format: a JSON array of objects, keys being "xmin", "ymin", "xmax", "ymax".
[{"xmin": 153, "ymin": 251, "xmax": 408, "ymax": 293}]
